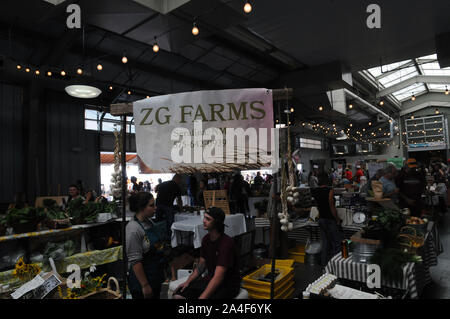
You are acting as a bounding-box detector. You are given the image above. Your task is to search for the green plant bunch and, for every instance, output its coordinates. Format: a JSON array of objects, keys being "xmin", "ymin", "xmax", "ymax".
[
  {"xmin": 370, "ymin": 247, "xmax": 422, "ymax": 284},
  {"xmin": 67, "ymin": 198, "xmax": 117, "ymax": 224},
  {"xmin": 5, "ymin": 207, "xmax": 46, "ymax": 226},
  {"xmin": 43, "ymin": 199, "xmax": 68, "ymax": 220}
]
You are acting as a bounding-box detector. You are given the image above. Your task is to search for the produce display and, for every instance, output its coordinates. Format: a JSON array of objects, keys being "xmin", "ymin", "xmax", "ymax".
[{"xmin": 406, "ymin": 216, "xmax": 428, "ymax": 225}]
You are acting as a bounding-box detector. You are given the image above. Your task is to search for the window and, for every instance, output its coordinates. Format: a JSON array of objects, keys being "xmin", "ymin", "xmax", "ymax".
[
  {"xmin": 299, "ymin": 138, "xmax": 322, "ymax": 149},
  {"xmin": 84, "ymin": 109, "xmax": 135, "ymax": 133}
]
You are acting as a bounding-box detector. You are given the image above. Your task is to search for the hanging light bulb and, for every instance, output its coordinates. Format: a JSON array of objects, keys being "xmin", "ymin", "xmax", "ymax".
[
  {"xmin": 122, "ymin": 54, "xmax": 128, "ymax": 64},
  {"xmin": 109, "ymin": 86, "xmax": 113, "ymax": 90},
  {"xmin": 25, "ymin": 67, "xmax": 30, "ymax": 73},
  {"xmin": 368, "ymin": 122, "xmax": 372, "ymax": 126},
  {"xmin": 35, "ymin": 70, "xmax": 40, "ymax": 75},
  {"xmin": 61, "ymin": 70, "xmax": 66, "ymax": 76},
  {"xmin": 349, "ymin": 103, "xmax": 353, "ymax": 109},
  {"xmin": 379, "ymin": 100, "xmax": 384, "ymax": 106},
  {"xmin": 16, "ymin": 64, "xmax": 22, "ymax": 70},
  {"xmin": 411, "ymin": 114, "xmax": 415, "ymax": 120},
  {"xmin": 411, "ymin": 93, "xmax": 416, "ymax": 101},
  {"xmin": 146, "ymin": 95, "xmax": 150, "ymax": 99},
  {"xmin": 128, "ymin": 90, "xmax": 131, "ymax": 95},
  {"xmin": 47, "ymin": 71, "xmax": 52, "ymax": 76},
  {"xmin": 445, "ymin": 86, "xmax": 449, "ymax": 95},
  {"xmin": 290, "ymin": 107, "xmax": 294, "ymax": 113},
  {"xmin": 153, "ymin": 37, "xmax": 159, "ymax": 53},
  {"xmin": 77, "ymin": 67, "xmax": 83, "ymax": 75},
  {"xmin": 318, "ymin": 106, "xmax": 323, "ymax": 111},
  {"xmin": 192, "ymin": 21, "xmax": 199, "ymax": 36},
  {"xmin": 97, "ymin": 63, "xmax": 103, "ymax": 71},
  {"xmin": 435, "ymin": 108, "xmax": 440, "ymax": 114},
  {"xmin": 244, "ymin": 1, "xmax": 252, "ymax": 13},
  {"xmin": 349, "ymin": 123, "xmax": 353, "ymax": 127}
]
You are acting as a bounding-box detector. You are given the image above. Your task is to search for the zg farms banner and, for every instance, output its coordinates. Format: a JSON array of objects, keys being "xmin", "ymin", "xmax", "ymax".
[{"xmin": 133, "ymin": 88, "xmax": 278, "ymax": 173}]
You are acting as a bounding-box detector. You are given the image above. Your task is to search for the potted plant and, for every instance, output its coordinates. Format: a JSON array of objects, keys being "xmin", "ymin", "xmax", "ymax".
[
  {"xmin": 5, "ymin": 207, "xmax": 46, "ymax": 234},
  {"xmin": 43, "ymin": 199, "xmax": 71, "ymax": 229}
]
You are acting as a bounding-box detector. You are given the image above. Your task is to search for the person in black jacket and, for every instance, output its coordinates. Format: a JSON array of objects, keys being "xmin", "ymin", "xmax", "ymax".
[{"xmin": 310, "ymin": 172, "xmax": 343, "ymax": 267}]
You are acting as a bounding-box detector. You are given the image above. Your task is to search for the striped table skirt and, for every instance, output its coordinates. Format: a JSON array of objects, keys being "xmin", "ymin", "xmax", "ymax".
[{"xmin": 325, "ymin": 253, "xmax": 422, "ymax": 299}]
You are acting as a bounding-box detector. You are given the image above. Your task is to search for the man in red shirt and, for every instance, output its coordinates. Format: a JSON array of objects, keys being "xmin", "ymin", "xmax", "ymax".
[
  {"xmin": 173, "ymin": 207, "xmax": 241, "ymax": 299},
  {"xmin": 355, "ymin": 165, "xmax": 364, "ymax": 183},
  {"xmin": 345, "ymin": 168, "xmax": 353, "ymax": 181}
]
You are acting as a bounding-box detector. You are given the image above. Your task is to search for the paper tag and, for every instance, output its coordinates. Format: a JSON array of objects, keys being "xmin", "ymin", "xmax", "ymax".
[
  {"xmin": 33, "ymin": 274, "xmax": 62, "ymax": 299},
  {"xmin": 11, "ymin": 275, "xmax": 45, "ymax": 299}
]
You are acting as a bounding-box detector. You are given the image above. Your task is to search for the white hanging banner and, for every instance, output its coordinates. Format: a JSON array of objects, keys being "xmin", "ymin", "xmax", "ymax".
[{"xmin": 133, "ymin": 88, "xmax": 277, "ymax": 173}]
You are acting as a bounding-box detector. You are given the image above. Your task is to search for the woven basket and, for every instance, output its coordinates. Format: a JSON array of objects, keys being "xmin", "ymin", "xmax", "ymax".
[
  {"xmin": 78, "ymin": 277, "xmax": 122, "ymax": 299},
  {"xmin": 397, "ymin": 226, "xmax": 425, "ymax": 254},
  {"xmin": 45, "ymin": 218, "xmax": 71, "ymax": 229}
]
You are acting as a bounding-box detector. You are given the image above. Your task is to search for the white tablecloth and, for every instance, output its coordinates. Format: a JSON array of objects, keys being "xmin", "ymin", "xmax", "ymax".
[{"xmin": 171, "ymin": 213, "xmax": 247, "ymax": 248}]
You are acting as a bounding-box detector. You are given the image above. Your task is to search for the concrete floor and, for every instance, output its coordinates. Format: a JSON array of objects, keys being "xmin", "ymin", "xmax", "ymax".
[{"xmin": 421, "ymin": 212, "xmax": 450, "ymax": 299}]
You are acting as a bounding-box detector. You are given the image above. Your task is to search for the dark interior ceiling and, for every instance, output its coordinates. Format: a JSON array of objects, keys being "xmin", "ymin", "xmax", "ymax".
[{"xmin": 1, "ymin": 0, "xmax": 450, "ymax": 129}]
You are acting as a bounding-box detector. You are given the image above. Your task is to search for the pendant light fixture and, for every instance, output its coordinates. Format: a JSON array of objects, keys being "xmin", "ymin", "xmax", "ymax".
[
  {"xmin": 65, "ymin": 85, "xmax": 102, "ymax": 99},
  {"xmin": 192, "ymin": 19, "xmax": 199, "ymax": 36},
  {"xmin": 153, "ymin": 37, "xmax": 159, "ymax": 53},
  {"xmin": 244, "ymin": 1, "xmax": 252, "ymax": 13}
]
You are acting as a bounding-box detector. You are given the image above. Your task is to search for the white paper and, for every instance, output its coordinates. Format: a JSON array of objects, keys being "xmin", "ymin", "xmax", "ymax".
[
  {"xmin": 33, "ymin": 274, "xmax": 62, "ymax": 299},
  {"xmin": 11, "ymin": 275, "xmax": 45, "ymax": 299},
  {"xmin": 327, "ymin": 284, "xmax": 378, "ymax": 299}
]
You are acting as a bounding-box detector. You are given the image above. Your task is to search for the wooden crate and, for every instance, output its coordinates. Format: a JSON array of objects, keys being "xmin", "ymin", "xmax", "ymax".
[{"xmin": 203, "ymin": 190, "xmax": 230, "ymax": 215}]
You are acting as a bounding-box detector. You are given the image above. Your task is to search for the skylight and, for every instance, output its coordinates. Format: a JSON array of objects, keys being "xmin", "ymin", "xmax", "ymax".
[{"xmin": 365, "ymin": 53, "xmax": 450, "ymax": 103}]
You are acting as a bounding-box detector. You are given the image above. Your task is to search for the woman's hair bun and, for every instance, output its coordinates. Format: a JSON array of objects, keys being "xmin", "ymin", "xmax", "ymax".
[{"xmin": 128, "ymin": 192, "xmax": 153, "ymax": 213}]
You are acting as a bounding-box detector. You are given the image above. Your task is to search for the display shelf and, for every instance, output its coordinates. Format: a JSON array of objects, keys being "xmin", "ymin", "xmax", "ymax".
[
  {"xmin": 0, "ymin": 220, "xmax": 117, "ymax": 243},
  {"xmin": 0, "ymin": 246, "xmax": 123, "ymax": 287}
]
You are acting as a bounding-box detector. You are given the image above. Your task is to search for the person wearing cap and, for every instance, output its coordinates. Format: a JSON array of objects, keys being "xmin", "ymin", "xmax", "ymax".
[
  {"xmin": 396, "ymin": 158, "xmax": 426, "ymax": 217},
  {"xmin": 173, "ymin": 207, "xmax": 241, "ymax": 299}
]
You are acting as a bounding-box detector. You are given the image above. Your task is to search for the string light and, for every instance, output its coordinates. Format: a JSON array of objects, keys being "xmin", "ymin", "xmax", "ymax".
[
  {"xmin": 318, "ymin": 106, "xmax": 323, "ymax": 111},
  {"xmin": 97, "ymin": 63, "xmax": 103, "ymax": 71},
  {"xmin": 290, "ymin": 107, "xmax": 294, "ymax": 113},
  {"xmin": 411, "ymin": 93, "xmax": 416, "ymax": 101},
  {"xmin": 109, "ymin": 86, "xmax": 113, "ymax": 90},
  {"xmin": 25, "ymin": 67, "xmax": 30, "ymax": 73},
  {"xmin": 77, "ymin": 67, "xmax": 83, "ymax": 75},
  {"xmin": 244, "ymin": 1, "xmax": 252, "ymax": 13},
  {"xmin": 153, "ymin": 37, "xmax": 159, "ymax": 53},
  {"xmin": 35, "ymin": 70, "xmax": 40, "ymax": 75},
  {"xmin": 61, "ymin": 70, "xmax": 66, "ymax": 76},
  {"xmin": 349, "ymin": 104, "xmax": 353, "ymax": 109},
  {"xmin": 16, "ymin": 64, "xmax": 21, "ymax": 70},
  {"xmin": 47, "ymin": 71, "xmax": 52, "ymax": 76},
  {"xmin": 445, "ymin": 86, "xmax": 449, "ymax": 95},
  {"xmin": 379, "ymin": 100, "xmax": 384, "ymax": 106},
  {"xmin": 192, "ymin": 21, "xmax": 199, "ymax": 36},
  {"xmin": 435, "ymin": 108, "xmax": 440, "ymax": 114},
  {"xmin": 122, "ymin": 53, "xmax": 128, "ymax": 64},
  {"xmin": 128, "ymin": 90, "xmax": 131, "ymax": 95}
]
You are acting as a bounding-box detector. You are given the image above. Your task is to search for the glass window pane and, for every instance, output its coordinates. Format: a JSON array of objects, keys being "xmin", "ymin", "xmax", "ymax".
[
  {"xmin": 102, "ymin": 122, "xmax": 119, "ymax": 132},
  {"xmin": 85, "ymin": 109, "xmax": 98, "ymax": 120},
  {"xmin": 85, "ymin": 120, "xmax": 98, "ymax": 131},
  {"xmin": 103, "ymin": 113, "xmax": 121, "ymax": 121}
]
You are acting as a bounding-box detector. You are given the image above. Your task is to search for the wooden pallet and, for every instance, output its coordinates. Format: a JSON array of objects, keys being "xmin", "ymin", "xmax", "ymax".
[{"xmin": 203, "ymin": 190, "xmax": 231, "ymax": 215}]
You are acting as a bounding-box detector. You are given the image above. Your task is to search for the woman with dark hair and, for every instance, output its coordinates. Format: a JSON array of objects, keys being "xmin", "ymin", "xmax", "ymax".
[
  {"xmin": 126, "ymin": 192, "xmax": 166, "ymax": 299},
  {"xmin": 310, "ymin": 172, "xmax": 343, "ymax": 268}
]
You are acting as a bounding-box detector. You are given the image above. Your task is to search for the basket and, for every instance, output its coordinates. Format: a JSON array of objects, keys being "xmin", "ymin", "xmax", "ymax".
[
  {"xmin": 78, "ymin": 277, "xmax": 122, "ymax": 299},
  {"xmin": 242, "ymin": 264, "xmax": 294, "ymax": 299},
  {"xmin": 397, "ymin": 226, "xmax": 425, "ymax": 254},
  {"xmin": 45, "ymin": 218, "xmax": 71, "ymax": 229},
  {"xmin": 288, "ymin": 245, "xmax": 305, "ymax": 263}
]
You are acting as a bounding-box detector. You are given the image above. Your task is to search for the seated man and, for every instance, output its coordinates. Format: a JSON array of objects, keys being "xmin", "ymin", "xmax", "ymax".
[{"xmin": 173, "ymin": 207, "xmax": 241, "ymax": 299}]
